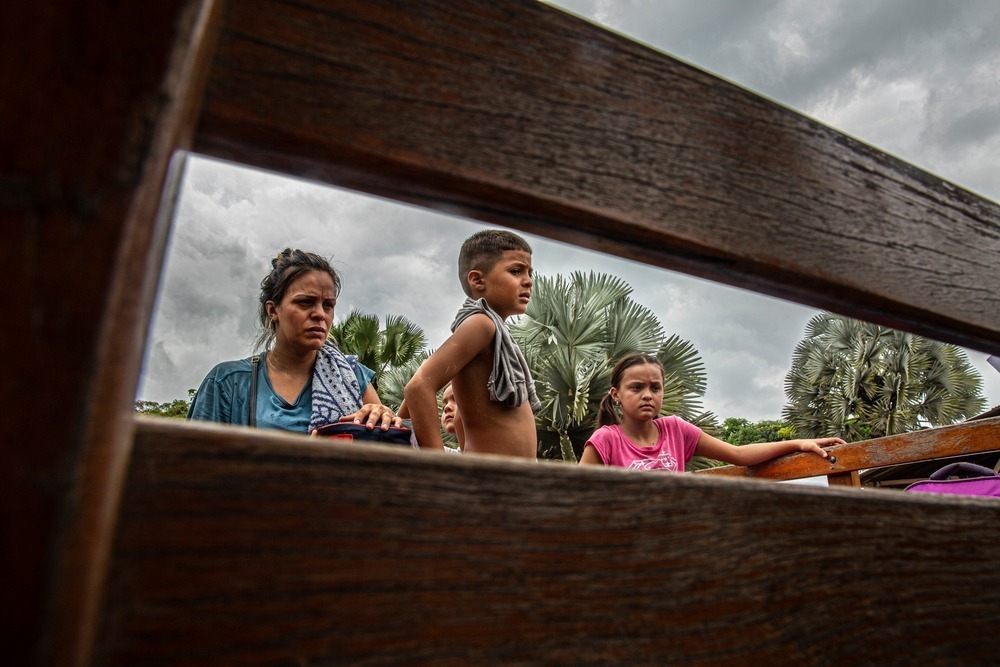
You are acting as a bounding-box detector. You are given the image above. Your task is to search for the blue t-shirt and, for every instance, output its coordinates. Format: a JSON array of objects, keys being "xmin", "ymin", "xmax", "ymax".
[{"xmin": 187, "ymin": 355, "xmax": 375, "ymax": 433}]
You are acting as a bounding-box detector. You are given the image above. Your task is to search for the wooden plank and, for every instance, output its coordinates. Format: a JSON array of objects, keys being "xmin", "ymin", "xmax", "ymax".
[
  {"xmin": 193, "ymin": 0, "xmax": 1000, "ymax": 352},
  {"xmin": 697, "ymin": 417, "xmax": 1000, "ymax": 482},
  {"xmin": 98, "ymin": 418, "xmax": 1000, "ymax": 665},
  {"xmin": 0, "ymin": 1, "xmax": 222, "ymax": 664},
  {"xmin": 827, "ymin": 470, "xmax": 860, "ymax": 487}
]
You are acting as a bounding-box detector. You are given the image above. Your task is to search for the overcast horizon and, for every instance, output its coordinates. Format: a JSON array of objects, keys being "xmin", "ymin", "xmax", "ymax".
[{"xmin": 138, "ymin": 0, "xmax": 1000, "ymax": 422}]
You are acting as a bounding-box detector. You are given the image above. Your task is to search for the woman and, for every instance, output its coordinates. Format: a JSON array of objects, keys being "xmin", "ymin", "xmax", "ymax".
[{"xmin": 188, "ymin": 248, "xmax": 399, "ymax": 433}]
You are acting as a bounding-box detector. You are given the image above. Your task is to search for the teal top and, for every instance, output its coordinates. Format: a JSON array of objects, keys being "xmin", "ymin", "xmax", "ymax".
[{"xmin": 187, "ymin": 355, "xmax": 375, "ymax": 433}]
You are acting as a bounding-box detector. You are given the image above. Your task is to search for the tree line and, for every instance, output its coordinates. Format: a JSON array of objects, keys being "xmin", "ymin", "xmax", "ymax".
[{"xmin": 138, "ymin": 271, "xmax": 986, "ymax": 461}]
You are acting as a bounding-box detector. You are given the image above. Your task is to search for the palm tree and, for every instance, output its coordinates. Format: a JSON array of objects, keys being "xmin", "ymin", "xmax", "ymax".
[
  {"xmin": 378, "ymin": 351, "xmax": 429, "ymax": 412},
  {"xmin": 329, "ymin": 310, "xmax": 427, "ymax": 393},
  {"xmin": 783, "ymin": 313, "xmax": 986, "ymax": 441},
  {"xmin": 510, "ymin": 271, "xmax": 717, "ymax": 462}
]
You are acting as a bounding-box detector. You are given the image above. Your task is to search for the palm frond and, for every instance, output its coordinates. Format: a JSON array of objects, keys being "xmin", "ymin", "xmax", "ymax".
[{"xmin": 784, "ymin": 312, "xmax": 986, "ymax": 440}]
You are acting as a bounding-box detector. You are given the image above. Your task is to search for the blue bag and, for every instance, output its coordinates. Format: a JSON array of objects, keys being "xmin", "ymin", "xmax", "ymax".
[{"xmin": 315, "ymin": 422, "xmax": 414, "ymax": 447}]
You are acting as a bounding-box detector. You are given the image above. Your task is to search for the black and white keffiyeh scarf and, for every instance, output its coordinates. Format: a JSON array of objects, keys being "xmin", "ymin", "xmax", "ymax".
[
  {"xmin": 308, "ymin": 341, "xmax": 364, "ymax": 432},
  {"xmin": 451, "ymin": 298, "xmax": 540, "ymax": 412}
]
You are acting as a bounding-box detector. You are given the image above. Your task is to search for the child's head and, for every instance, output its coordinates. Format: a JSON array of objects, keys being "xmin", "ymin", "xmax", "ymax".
[
  {"xmin": 458, "ymin": 229, "xmax": 532, "ymax": 298},
  {"xmin": 440, "ymin": 382, "xmax": 459, "ymax": 435},
  {"xmin": 598, "ymin": 353, "xmax": 665, "ymax": 427},
  {"xmin": 440, "ymin": 382, "xmax": 465, "ymax": 450}
]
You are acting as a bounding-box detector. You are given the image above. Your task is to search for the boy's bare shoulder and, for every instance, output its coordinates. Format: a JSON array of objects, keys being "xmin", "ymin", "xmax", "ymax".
[
  {"xmin": 415, "ymin": 312, "xmax": 495, "ymax": 386},
  {"xmin": 449, "ymin": 311, "xmax": 496, "ymax": 347}
]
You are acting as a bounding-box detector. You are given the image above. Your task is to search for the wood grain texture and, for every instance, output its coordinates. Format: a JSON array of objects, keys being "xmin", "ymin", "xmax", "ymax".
[
  {"xmin": 14, "ymin": 1, "xmax": 999, "ymax": 664},
  {"xmin": 698, "ymin": 416, "xmax": 1000, "ymax": 482},
  {"xmin": 194, "ymin": 0, "xmax": 1000, "ymax": 352},
  {"xmin": 96, "ymin": 418, "xmax": 1000, "ymax": 665},
  {"xmin": 0, "ymin": 1, "xmax": 222, "ymax": 664}
]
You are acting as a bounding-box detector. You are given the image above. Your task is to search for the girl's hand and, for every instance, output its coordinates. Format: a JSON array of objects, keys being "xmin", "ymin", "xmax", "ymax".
[
  {"xmin": 797, "ymin": 437, "xmax": 845, "ymax": 458},
  {"xmin": 340, "ymin": 404, "xmax": 402, "ymax": 430}
]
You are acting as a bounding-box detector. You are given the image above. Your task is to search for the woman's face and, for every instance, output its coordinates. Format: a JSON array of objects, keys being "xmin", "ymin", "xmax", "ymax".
[{"xmin": 267, "ymin": 270, "xmax": 336, "ymax": 355}]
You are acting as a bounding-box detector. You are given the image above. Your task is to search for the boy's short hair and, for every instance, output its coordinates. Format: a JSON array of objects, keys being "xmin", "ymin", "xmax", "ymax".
[{"xmin": 458, "ymin": 229, "xmax": 532, "ymax": 298}]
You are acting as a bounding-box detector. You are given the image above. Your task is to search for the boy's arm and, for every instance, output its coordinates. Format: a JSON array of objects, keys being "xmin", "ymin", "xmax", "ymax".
[
  {"xmin": 404, "ymin": 315, "xmax": 496, "ymax": 451},
  {"xmin": 694, "ymin": 432, "xmax": 843, "ymax": 467}
]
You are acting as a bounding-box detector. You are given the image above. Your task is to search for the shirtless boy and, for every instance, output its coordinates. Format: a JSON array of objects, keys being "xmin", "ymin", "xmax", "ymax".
[{"xmin": 404, "ymin": 230, "xmax": 539, "ymax": 458}]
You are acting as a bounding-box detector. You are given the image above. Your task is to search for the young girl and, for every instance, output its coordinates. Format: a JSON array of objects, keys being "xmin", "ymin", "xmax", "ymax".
[{"xmin": 579, "ymin": 353, "xmax": 844, "ymax": 471}]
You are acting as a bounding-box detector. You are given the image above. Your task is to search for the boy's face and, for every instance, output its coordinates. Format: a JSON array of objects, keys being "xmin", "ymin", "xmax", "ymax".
[{"xmin": 470, "ymin": 249, "xmax": 533, "ymax": 319}]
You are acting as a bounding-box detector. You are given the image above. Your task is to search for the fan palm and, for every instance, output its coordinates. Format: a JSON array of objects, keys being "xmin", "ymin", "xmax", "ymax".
[
  {"xmin": 783, "ymin": 313, "xmax": 985, "ymax": 441},
  {"xmin": 511, "ymin": 271, "xmax": 716, "ymax": 462},
  {"xmin": 377, "ymin": 350, "xmax": 429, "ymax": 412},
  {"xmin": 329, "ymin": 310, "xmax": 427, "ymax": 393}
]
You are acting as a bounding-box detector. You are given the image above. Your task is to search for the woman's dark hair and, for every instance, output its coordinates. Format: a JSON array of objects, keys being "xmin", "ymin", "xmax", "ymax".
[
  {"xmin": 597, "ymin": 353, "xmax": 664, "ymax": 427},
  {"xmin": 254, "ymin": 248, "xmax": 341, "ymax": 351}
]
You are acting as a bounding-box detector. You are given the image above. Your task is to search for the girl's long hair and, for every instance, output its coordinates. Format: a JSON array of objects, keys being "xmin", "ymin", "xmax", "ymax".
[{"xmin": 597, "ymin": 353, "xmax": 664, "ymax": 427}]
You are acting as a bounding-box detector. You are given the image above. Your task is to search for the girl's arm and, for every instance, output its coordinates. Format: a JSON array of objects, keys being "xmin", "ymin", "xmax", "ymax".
[
  {"xmin": 579, "ymin": 443, "xmax": 603, "ymax": 465},
  {"xmin": 694, "ymin": 431, "xmax": 844, "ymax": 467}
]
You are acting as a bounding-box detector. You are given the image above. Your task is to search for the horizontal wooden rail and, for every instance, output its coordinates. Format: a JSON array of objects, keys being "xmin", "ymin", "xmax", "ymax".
[
  {"xmin": 696, "ymin": 416, "xmax": 1000, "ymax": 483},
  {"xmin": 193, "ymin": 0, "xmax": 1000, "ymax": 353},
  {"xmin": 96, "ymin": 417, "xmax": 1000, "ymax": 665}
]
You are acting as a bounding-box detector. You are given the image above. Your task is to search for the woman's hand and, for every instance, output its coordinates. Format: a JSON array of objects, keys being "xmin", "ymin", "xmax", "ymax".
[{"xmin": 340, "ymin": 404, "xmax": 402, "ymax": 430}]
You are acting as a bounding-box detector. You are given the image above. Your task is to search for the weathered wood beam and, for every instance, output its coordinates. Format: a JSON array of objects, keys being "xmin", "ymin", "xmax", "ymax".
[
  {"xmin": 697, "ymin": 416, "xmax": 1000, "ymax": 482},
  {"xmin": 194, "ymin": 0, "xmax": 1000, "ymax": 352},
  {"xmin": 0, "ymin": 1, "xmax": 222, "ymax": 664},
  {"xmin": 98, "ymin": 418, "xmax": 1000, "ymax": 664}
]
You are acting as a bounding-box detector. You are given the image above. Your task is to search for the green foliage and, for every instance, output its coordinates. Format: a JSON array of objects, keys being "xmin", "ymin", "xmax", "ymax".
[
  {"xmin": 783, "ymin": 313, "xmax": 986, "ymax": 441},
  {"xmin": 511, "ymin": 271, "xmax": 717, "ymax": 462},
  {"xmin": 330, "ymin": 310, "xmax": 427, "ymax": 392},
  {"xmin": 721, "ymin": 417, "xmax": 793, "ymax": 446},
  {"xmin": 777, "ymin": 425, "xmax": 796, "ymax": 441},
  {"xmin": 685, "ymin": 454, "xmax": 728, "ymax": 472},
  {"xmin": 378, "ymin": 350, "xmax": 430, "ymax": 412},
  {"xmin": 135, "ymin": 392, "xmax": 194, "ymax": 419}
]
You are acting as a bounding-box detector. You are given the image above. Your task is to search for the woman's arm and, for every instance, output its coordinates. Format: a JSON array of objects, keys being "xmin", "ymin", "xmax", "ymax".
[{"xmin": 694, "ymin": 431, "xmax": 843, "ymax": 467}]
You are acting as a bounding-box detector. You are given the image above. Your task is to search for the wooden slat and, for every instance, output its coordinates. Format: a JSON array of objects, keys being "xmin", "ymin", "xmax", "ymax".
[
  {"xmin": 98, "ymin": 418, "xmax": 1000, "ymax": 665},
  {"xmin": 13, "ymin": 1, "xmax": 1000, "ymax": 664},
  {"xmin": 827, "ymin": 470, "xmax": 861, "ymax": 487},
  {"xmin": 0, "ymin": 1, "xmax": 222, "ymax": 664},
  {"xmin": 697, "ymin": 417, "xmax": 1000, "ymax": 482},
  {"xmin": 193, "ymin": 0, "xmax": 1000, "ymax": 352}
]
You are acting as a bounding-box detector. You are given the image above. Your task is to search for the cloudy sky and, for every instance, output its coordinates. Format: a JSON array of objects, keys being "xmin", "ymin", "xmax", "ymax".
[{"xmin": 138, "ymin": 0, "xmax": 1000, "ymax": 421}]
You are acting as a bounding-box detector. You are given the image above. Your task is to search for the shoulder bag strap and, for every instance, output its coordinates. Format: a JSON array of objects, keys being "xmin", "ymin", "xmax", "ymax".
[{"xmin": 249, "ymin": 352, "xmax": 263, "ymax": 427}]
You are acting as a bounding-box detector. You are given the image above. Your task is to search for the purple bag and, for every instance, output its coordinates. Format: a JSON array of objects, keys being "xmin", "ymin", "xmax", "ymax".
[{"xmin": 904, "ymin": 462, "xmax": 1000, "ymax": 499}]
